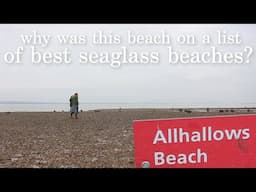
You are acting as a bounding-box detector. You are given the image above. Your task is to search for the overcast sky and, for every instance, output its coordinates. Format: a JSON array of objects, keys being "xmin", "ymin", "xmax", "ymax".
[{"xmin": 0, "ymin": 24, "xmax": 256, "ymax": 106}]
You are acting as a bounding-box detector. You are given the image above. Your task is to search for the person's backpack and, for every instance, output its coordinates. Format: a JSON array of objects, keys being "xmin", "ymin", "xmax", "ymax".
[{"xmin": 69, "ymin": 96, "xmax": 72, "ymax": 107}]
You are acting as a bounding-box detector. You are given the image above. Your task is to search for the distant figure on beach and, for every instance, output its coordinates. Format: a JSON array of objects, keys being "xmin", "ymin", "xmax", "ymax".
[{"xmin": 69, "ymin": 93, "xmax": 79, "ymax": 119}]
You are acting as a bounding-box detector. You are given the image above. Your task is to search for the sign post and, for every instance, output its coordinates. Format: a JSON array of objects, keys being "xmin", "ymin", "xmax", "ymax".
[{"xmin": 133, "ymin": 115, "xmax": 256, "ymax": 168}]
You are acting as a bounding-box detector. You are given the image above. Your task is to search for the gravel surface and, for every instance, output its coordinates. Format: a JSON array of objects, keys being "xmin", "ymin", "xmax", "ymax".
[{"xmin": 0, "ymin": 110, "xmax": 253, "ymax": 168}]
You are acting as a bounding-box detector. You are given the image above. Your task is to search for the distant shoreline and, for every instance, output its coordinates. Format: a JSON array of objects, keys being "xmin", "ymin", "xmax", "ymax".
[
  {"xmin": 1, "ymin": 102, "xmax": 256, "ymax": 112},
  {"xmin": 1, "ymin": 107, "xmax": 256, "ymax": 113}
]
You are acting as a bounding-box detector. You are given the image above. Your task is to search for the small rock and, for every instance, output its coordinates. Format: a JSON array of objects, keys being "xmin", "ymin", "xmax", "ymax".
[
  {"xmin": 33, "ymin": 155, "xmax": 41, "ymax": 159},
  {"xmin": 32, "ymin": 165, "xmax": 40, "ymax": 168},
  {"xmin": 11, "ymin": 158, "xmax": 19, "ymax": 162},
  {"xmin": 40, "ymin": 160, "xmax": 47, "ymax": 164},
  {"xmin": 14, "ymin": 154, "xmax": 23, "ymax": 158},
  {"xmin": 36, "ymin": 160, "xmax": 47, "ymax": 164},
  {"xmin": 92, "ymin": 157, "xmax": 98, "ymax": 162},
  {"xmin": 70, "ymin": 165, "xmax": 80, "ymax": 168},
  {"xmin": 97, "ymin": 138, "xmax": 106, "ymax": 144},
  {"xmin": 64, "ymin": 149, "xmax": 70, "ymax": 154}
]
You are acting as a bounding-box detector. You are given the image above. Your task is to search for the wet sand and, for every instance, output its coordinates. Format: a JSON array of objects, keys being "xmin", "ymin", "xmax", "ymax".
[{"xmin": 0, "ymin": 109, "xmax": 254, "ymax": 168}]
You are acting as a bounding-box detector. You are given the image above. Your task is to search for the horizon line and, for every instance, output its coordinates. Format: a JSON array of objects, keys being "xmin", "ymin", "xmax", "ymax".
[{"xmin": 1, "ymin": 101, "xmax": 256, "ymax": 108}]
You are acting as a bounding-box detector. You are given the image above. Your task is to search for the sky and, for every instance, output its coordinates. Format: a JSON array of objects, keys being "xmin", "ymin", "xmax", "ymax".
[{"xmin": 0, "ymin": 24, "xmax": 256, "ymax": 107}]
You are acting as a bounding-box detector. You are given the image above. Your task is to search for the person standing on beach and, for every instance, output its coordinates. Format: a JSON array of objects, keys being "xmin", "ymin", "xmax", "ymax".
[{"xmin": 70, "ymin": 93, "xmax": 79, "ymax": 119}]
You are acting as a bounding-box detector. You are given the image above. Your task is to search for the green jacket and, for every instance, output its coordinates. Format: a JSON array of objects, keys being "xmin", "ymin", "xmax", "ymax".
[{"xmin": 70, "ymin": 95, "xmax": 78, "ymax": 106}]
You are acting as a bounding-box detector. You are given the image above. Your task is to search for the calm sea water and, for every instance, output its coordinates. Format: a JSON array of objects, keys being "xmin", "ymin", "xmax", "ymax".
[
  {"xmin": 0, "ymin": 103, "xmax": 181, "ymax": 112},
  {"xmin": 0, "ymin": 103, "xmax": 255, "ymax": 112}
]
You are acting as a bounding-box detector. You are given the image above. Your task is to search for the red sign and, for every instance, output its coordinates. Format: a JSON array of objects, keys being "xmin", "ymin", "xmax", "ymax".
[{"xmin": 133, "ymin": 114, "xmax": 256, "ymax": 168}]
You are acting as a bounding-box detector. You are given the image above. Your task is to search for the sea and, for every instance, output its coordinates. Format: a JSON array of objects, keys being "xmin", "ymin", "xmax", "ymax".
[{"xmin": 0, "ymin": 103, "xmax": 256, "ymax": 112}]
